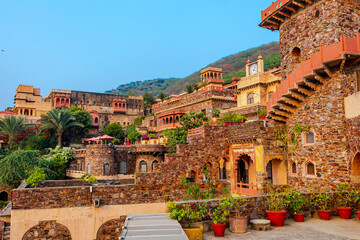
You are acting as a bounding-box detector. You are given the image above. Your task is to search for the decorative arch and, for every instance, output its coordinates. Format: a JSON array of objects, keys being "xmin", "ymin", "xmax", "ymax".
[
  {"xmin": 22, "ymin": 221, "xmax": 71, "ymax": 240},
  {"xmin": 351, "ymin": 152, "xmax": 360, "ymax": 183},
  {"xmin": 139, "ymin": 160, "xmax": 147, "ymax": 172},
  {"xmin": 291, "ymin": 47, "xmax": 301, "ymax": 63},
  {"xmin": 96, "ymin": 217, "xmax": 126, "ymax": 240},
  {"xmin": 290, "ymin": 161, "xmax": 297, "ymax": 175},
  {"xmin": 304, "ymin": 161, "xmax": 316, "ymax": 177},
  {"xmin": 303, "ymin": 130, "xmax": 315, "ymax": 145},
  {"xmin": 151, "ymin": 160, "xmax": 158, "ymax": 171},
  {"xmin": 188, "ymin": 170, "xmax": 197, "ymax": 182}
]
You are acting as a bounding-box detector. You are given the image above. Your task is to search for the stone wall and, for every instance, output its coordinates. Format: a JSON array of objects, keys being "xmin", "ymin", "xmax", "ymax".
[
  {"xmin": 85, "ymin": 145, "xmax": 116, "ymax": 176},
  {"xmin": 279, "ymin": 0, "xmax": 360, "ymax": 78},
  {"xmin": 41, "ymin": 179, "xmax": 134, "ymax": 187},
  {"xmin": 286, "ymin": 64, "xmax": 360, "ymax": 189},
  {"xmin": 96, "ymin": 217, "xmax": 126, "ymax": 240},
  {"xmin": 22, "ymin": 220, "xmax": 72, "ymax": 240}
]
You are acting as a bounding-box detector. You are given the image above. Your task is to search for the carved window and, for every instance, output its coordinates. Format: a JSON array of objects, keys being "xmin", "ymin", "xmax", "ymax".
[
  {"xmin": 247, "ymin": 93, "xmax": 254, "ymax": 105},
  {"xmin": 103, "ymin": 164, "xmax": 109, "ymax": 175},
  {"xmin": 305, "ymin": 131, "xmax": 315, "ymax": 144},
  {"xmin": 120, "ymin": 161, "xmax": 127, "ymax": 174},
  {"xmin": 306, "ymin": 162, "xmax": 315, "ymax": 176},
  {"xmin": 94, "ymin": 117, "xmax": 98, "ymax": 124},
  {"xmin": 139, "ymin": 161, "xmax": 147, "ymax": 172}
]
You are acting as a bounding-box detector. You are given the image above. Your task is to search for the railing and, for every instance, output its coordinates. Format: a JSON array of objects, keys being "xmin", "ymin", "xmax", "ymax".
[
  {"xmin": 155, "ymin": 122, "xmax": 182, "ymax": 132},
  {"xmin": 188, "ymin": 127, "xmax": 204, "ymax": 136},
  {"xmin": 66, "ymin": 170, "xmax": 85, "ymax": 178},
  {"xmin": 267, "ymin": 33, "xmax": 360, "ymax": 115},
  {"xmin": 236, "ymin": 182, "xmax": 258, "ymax": 196},
  {"xmin": 74, "ymin": 149, "xmax": 86, "ymax": 157},
  {"xmin": 66, "ymin": 170, "xmax": 134, "ymax": 180},
  {"xmin": 261, "ymin": 0, "xmax": 290, "ymax": 21}
]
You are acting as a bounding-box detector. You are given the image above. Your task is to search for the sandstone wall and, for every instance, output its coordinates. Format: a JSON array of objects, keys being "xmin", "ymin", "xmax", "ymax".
[{"xmin": 279, "ymin": 0, "xmax": 360, "ymax": 78}]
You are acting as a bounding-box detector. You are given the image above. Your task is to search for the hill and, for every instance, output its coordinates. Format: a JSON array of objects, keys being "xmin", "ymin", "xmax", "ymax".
[{"xmin": 105, "ymin": 42, "xmax": 280, "ymax": 97}]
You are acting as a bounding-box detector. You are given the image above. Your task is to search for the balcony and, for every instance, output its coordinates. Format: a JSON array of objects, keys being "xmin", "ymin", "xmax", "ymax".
[{"xmin": 155, "ymin": 122, "xmax": 182, "ymax": 132}]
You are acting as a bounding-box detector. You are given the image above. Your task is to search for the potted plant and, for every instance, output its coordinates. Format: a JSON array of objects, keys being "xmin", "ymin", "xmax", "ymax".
[
  {"xmin": 335, "ymin": 183, "xmax": 360, "ymax": 219},
  {"xmin": 309, "ymin": 186, "xmax": 333, "ymax": 220},
  {"xmin": 264, "ymin": 186, "xmax": 288, "ymax": 226},
  {"xmin": 285, "ymin": 190, "xmax": 307, "ymax": 222},
  {"xmin": 219, "ymin": 112, "xmax": 246, "ymax": 126},
  {"xmin": 226, "ymin": 195, "xmax": 250, "ymax": 233},
  {"xmin": 167, "ymin": 201, "xmax": 203, "ymax": 240},
  {"xmin": 200, "ymin": 199, "xmax": 231, "ymax": 237},
  {"xmin": 257, "ymin": 108, "xmax": 267, "ymax": 120}
]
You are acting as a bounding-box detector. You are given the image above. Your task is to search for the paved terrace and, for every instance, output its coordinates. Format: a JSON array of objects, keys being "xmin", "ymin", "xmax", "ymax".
[{"xmin": 204, "ymin": 217, "xmax": 360, "ymax": 240}]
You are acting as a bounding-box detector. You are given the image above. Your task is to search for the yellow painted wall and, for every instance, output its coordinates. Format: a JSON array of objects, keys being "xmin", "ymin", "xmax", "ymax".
[{"xmin": 11, "ymin": 202, "xmax": 167, "ymax": 240}]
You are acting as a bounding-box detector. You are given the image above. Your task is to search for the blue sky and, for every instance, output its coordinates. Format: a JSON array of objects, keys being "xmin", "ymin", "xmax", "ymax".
[{"xmin": 0, "ymin": 0, "xmax": 278, "ymax": 110}]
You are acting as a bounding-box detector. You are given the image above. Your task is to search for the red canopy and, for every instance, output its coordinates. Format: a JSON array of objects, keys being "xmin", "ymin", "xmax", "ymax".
[
  {"xmin": 98, "ymin": 135, "xmax": 114, "ymax": 141},
  {"xmin": 86, "ymin": 137, "xmax": 100, "ymax": 142}
]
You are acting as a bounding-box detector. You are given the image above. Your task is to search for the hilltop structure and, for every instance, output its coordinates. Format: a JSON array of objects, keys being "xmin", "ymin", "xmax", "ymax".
[{"xmin": 2, "ymin": 0, "xmax": 360, "ymax": 239}]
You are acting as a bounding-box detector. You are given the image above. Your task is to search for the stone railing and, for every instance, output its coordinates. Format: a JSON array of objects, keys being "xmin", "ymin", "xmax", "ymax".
[
  {"xmin": 188, "ymin": 127, "xmax": 204, "ymax": 136},
  {"xmin": 96, "ymin": 174, "xmax": 134, "ymax": 180},
  {"xmin": 66, "ymin": 170, "xmax": 85, "ymax": 178}
]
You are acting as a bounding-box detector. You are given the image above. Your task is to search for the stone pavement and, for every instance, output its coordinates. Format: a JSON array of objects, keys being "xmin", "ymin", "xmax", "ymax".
[{"xmin": 204, "ymin": 217, "xmax": 360, "ymax": 240}]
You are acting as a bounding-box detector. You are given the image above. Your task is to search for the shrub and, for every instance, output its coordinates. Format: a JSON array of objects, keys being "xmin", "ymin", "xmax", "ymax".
[
  {"xmin": 219, "ymin": 112, "xmax": 245, "ymax": 123},
  {"xmin": 26, "ymin": 168, "xmax": 46, "ymax": 187},
  {"xmin": 212, "ymin": 109, "xmax": 221, "ymax": 117},
  {"xmin": 86, "ymin": 175, "xmax": 97, "ymax": 184},
  {"xmin": 167, "ymin": 202, "xmax": 203, "ymax": 228},
  {"xmin": 285, "ymin": 190, "xmax": 308, "ymax": 214},
  {"xmin": 134, "ymin": 116, "xmax": 146, "ymax": 126},
  {"xmin": 42, "ymin": 146, "xmax": 74, "ymax": 180}
]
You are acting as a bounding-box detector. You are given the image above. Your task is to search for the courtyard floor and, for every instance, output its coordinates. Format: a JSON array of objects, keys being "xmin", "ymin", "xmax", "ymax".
[{"xmin": 204, "ymin": 217, "xmax": 360, "ymax": 240}]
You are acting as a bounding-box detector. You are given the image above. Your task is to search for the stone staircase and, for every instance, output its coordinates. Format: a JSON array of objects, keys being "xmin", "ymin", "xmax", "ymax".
[
  {"xmin": 267, "ymin": 33, "xmax": 360, "ymax": 122},
  {"xmin": 3, "ymin": 222, "xmax": 10, "ymax": 240}
]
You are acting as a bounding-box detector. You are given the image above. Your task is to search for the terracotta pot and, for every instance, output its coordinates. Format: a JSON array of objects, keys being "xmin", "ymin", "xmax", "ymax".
[
  {"xmin": 357, "ymin": 211, "xmax": 360, "ymax": 221},
  {"xmin": 266, "ymin": 210, "xmax": 287, "ymax": 226},
  {"xmin": 183, "ymin": 226, "xmax": 203, "ymax": 240},
  {"xmin": 318, "ymin": 210, "xmax": 331, "ymax": 220},
  {"xmin": 212, "ymin": 223, "xmax": 226, "ymax": 237},
  {"xmin": 337, "ymin": 207, "xmax": 352, "ymax": 219},
  {"xmin": 293, "ymin": 213, "xmax": 304, "ymax": 222},
  {"xmin": 229, "ymin": 216, "xmax": 248, "ymax": 233},
  {"xmin": 259, "ymin": 115, "xmax": 266, "ymax": 120}
]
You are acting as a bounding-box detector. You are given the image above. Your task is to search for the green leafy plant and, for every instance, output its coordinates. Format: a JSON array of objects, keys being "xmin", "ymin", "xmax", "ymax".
[
  {"xmin": 263, "ymin": 185, "xmax": 289, "ymax": 211},
  {"xmin": 85, "ymin": 175, "xmax": 98, "ymax": 184},
  {"xmin": 308, "ymin": 185, "xmax": 333, "ymax": 211},
  {"xmin": 335, "ymin": 183, "xmax": 360, "ymax": 207},
  {"xmin": 180, "ymin": 176, "xmax": 202, "ymax": 200},
  {"xmin": 42, "ymin": 146, "xmax": 74, "ymax": 180},
  {"xmin": 200, "ymin": 199, "xmax": 231, "ymax": 224},
  {"xmin": 0, "ymin": 201, "xmax": 9, "ymax": 209},
  {"xmin": 185, "ymin": 85, "xmax": 194, "ymax": 94},
  {"xmin": 126, "ymin": 124, "xmax": 141, "ymax": 144},
  {"xmin": 25, "ymin": 167, "xmax": 46, "ymax": 187},
  {"xmin": 219, "ymin": 112, "xmax": 245, "ymax": 123},
  {"xmin": 212, "ymin": 109, "xmax": 221, "ymax": 117},
  {"xmin": 224, "ymin": 194, "xmax": 251, "ymax": 218},
  {"xmin": 167, "ymin": 202, "xmax": 203, "ymax": 228},
  {"xmin": 102, "ymin": 123, "xmax": 124, "ymax": 140},
  {"xmin": 285, "ymin": 190, "xmax": 307, "ymax": 214},
  {"xmin": 0, "ymin": 115, "xmax": 28, "ymax": 149},
  {"xmin": 134, "ymin": 116, "xmax": 146, "ymax": 126},
  {"xmin": 257, "ymin": 108, "xmax": 267, "ymax": 117}
]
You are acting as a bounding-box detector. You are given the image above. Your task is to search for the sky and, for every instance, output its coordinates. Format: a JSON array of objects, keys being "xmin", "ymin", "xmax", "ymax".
[{"xmin": 0, "ymin": 0, "xmax": 278, "ymax": 110}]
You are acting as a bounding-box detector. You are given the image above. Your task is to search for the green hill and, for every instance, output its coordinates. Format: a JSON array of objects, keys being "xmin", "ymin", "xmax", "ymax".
[{"xmin": 105, "ymin": 42, "xmax": 280, "ymax": 97}]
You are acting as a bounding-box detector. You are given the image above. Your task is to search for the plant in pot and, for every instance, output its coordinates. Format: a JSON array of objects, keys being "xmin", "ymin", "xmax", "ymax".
[
  {"xmin": 285, "ymin": 190, "xmax": 307, "ymax": 222},
  {"xmin": 335, "ymin": 183, "xmax": 360, "ymax": 219},
  {"xmin": 257, "ymin": 108, "xmax": 267, "ymax": 120},
  {"xmin": 264, "ymin": 186, "xmax": 289, "ymax": 227},
  {"xmin": 167, "ymin": 201, "xmax": 203, "ymax": 240},
  {"xmin": 309, "ymin": 186, "xmax": 333, "ymax": 220},
  {"xmin": 200, "ymin": 199, "xmax": 231, "ymax": 237},
  {"xmin": 226, "ymin": 195, "xmax": 250, "ymax": 233}
]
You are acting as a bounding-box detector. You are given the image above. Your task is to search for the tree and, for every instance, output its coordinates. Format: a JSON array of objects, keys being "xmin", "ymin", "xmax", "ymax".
[
  {"xmin": 193, "ymin": 84, "xmax": 200, "ymax": 92},
  {"xmin": 143, "ymin": 92, "xmax": 156, "ymax": 104},
  {"xmin": 0, "ymin": 150, "xmax": 39, "ymax": 188},
  {"xmin": 42, "ymin": 146, "xmax": 74, "ymax": 180},
  {"xmin": 158, "ymin": 93, "xmax": 166, "ymax": 103},
  {"xmin": 102, "ymin": 123, "xmax": 124, "ymax": 140},
  {"xmin": 0, "ymin": 115, "xmax": 27, "ymax": 149},
  {"xmin": 186, "ymin": 85, "xmax": 194, "ymax": 94},
  {"xmin": 67, "ymin": 107, "xmax": 93, "ymax": 141},
  {"xmin": 26, "ymin": 168, "xmax": 46, "ymax": 187},
  {"xmin": 37, "ymin": 108, "xmax": 83, "ymax": 147},
  {"xmin": 126, "ymin": 124, "xmax": 141, "ymax": 144},
  {"xmin": 163, "ymin": 127, "xmax": 188, "ymax": 153},
  {"xmin": 180, "ymin": 112, "xmax": 209, "ymax": 130}
]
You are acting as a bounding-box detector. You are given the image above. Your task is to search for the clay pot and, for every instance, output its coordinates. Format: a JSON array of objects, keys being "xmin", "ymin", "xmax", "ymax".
[
  {"xmin": 357, "ymin": 211, "xmax": 360, "ymax": 221},
  {"xmin": 212, "ymin": 223, "xmax": 226, "ymax": 237},
  {"xmin": 318, "ymin": 210, "xmax": 331, "ymax": 220},
  {"xmin": 266, "ymin": 210, "xmax": 287, "ymax": 226},
  {"xmin": 293, "ymin": 213, "xmax": 304, "ymax": 222},
  {"xmin": 259, "ymin": 115, "xmax": 266, "ymax": 120},
  {"xmin": 337, "ymin": 207, "xmax": 352, "ymax": 219},
  {"xmin": 183, "ymin": 226, "xmax": 203, "ymax": 240},
  {"xmin": 229, "ymin": 216, "xmax": 248, "ymax": 233}
]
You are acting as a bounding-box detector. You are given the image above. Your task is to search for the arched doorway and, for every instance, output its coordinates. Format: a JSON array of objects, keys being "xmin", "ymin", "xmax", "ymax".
[
  {"xmin": 352, "ymin": 152, "xmax": 360, "ymax": 183},
  {"xmin": 0, "ymin": 191, "xmax": 8, "ymax": 202},
  {"xmin": 237, "ymin": 156, "xmax": 250, "ymax": 184},
  {"xmin": 266, "ymin": 159, "xmax": 286, "ymax": 185},
  {"xmin": 22, "ymin": 221, "xmax": 71, "ymax": 240},
  {"xmin": 151, "ymin": 160, "xmax": 158, "ymax": 171}
]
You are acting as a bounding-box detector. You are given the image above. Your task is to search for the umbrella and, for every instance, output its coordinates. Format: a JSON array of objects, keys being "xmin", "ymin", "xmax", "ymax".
[
  {"xmin": 98, "ymin": 135, "xmax": 114, "ymax": 141},
  {"xmin": 86, "ymin": 137, "xmax": 100, "ymax": 142}
]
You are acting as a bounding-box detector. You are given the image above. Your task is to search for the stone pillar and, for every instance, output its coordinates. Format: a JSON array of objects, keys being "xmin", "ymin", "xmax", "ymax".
[{"xmin": 255, "ymin": 171, "xmax": 269, "ymax": 193}]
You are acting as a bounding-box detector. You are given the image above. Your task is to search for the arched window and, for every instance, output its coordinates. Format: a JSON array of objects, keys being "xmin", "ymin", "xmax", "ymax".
[
  {"xmin": 123, "ymin": 103, "xmax": 126, "ymax": 108},
  {"xmin": 103, "ymin": 164, "xmax": 109, "ymax": 175},
  {"xmin": 61, "ymin": 99, "xmax": 64, "ymax": 104},
  {"xmin": 56, "ymin": 98, "xmax": 60, "ymax": 105},
  {"xmin": 139, "ymin": 161, "xmax": 147, "ymax": 172},
  {"xmin": 291, "ymin": 162, "xmax": 296, "ymax": 174},
  {"xmin": 188, "ymin": 170, "xmax": 197, "ymax": 182},
  {"xmin": 66, "ymin": 99, "xmax": 70, "ymax": 104},
  {"xmin": 305, "ymin": 131, "xmax": 315, "ymax": 144},
  {"xmin": 306, "ymin": 162, "xmax": 315, "ymax": 176},
  {"xmin": 219, "ymin": 158, "xmax": 226, "ymax": 180},
  {"xmin": 291, "ymin": 47, "xmax": 301, "ymax": 63},
  {"xmin": 152, "ymin": 160, "xmax": 158, "ymax": 171},
  {"xmin": 87, "ymin": 164, "xmax": 91, "ymax": 174},
  {"xmin": 120, "ymin": 161, "xmax": 127, "ymax": 174},
  {"xmin": 169, "ymin": 117, "xmax": 173, "ymax": 123},
  {"xmin": 247, "ymin": 93, "xmax": 254, "ymax": 104},
  {"xmin": 94, "ymin": 117, "xmax": 98, "ymax": 124},
  {"xmin": 269, "ymin": 91, "xmax": 273, "ymax": 99}
]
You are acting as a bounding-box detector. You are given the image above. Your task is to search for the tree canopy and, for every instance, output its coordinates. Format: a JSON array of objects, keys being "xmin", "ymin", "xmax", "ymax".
[
  {"xmin": 102, "ymin": 123, "xmax": 124, "ymax": 140},
  {"xmin": 67, "ymin": 107, "xmax": 93, "ymax": 141},
  {"xmin": 0, "ymin": 115, "xmax": 28, "ymax": 149},
  {"xmin": 126, "ymin": 124, "xmax": 141, "ymax": 144}
]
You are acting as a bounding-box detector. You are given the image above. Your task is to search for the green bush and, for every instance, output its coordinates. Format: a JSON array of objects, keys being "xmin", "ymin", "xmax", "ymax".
[
  {"xmin": 219, "ymin": 112, "xmax": 246, "ymax": 123},
  {"xmin": 102, "ymin": 123, "xmax": 124, "ymax": 140},
  {"xmin": 42, "ymin": 146, "xmax": 74, "ymax": 180},
  {"xmin": 26, "ymin": 168, "xmax": 46, "ymax": 187},
  {"xmin": 134, "ymin": 116, "xmax": 146, "ymax": 126},
  {"xmin": 212, "ymin": 109, "xmax": 221, "ymax": 117}
]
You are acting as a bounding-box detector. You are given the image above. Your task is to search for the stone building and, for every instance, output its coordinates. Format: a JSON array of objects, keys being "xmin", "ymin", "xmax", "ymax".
[
  {"xmin": 260, "ymin": 0, "xmax": 360, "ymax": 189},
  {"xmin": 13, "ymin": 85, "xmax": 144, "ymax": 131}
]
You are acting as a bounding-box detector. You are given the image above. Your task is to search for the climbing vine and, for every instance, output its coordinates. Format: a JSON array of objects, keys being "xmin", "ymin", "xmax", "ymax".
[{"xmin": 275, "ymin": 123, "xmax": 310, "ymax": 153}]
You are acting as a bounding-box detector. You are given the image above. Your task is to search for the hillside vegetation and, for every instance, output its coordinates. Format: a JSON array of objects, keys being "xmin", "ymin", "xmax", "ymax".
[{"xmin": 106, "ymin": 42, "xmax": 280, "ymax": 97}]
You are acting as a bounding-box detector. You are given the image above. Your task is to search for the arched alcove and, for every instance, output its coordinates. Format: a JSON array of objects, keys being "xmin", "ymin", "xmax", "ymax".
[{"xmin": 22, "ymin": 221, "xmax": 72, "ymax": 240}]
